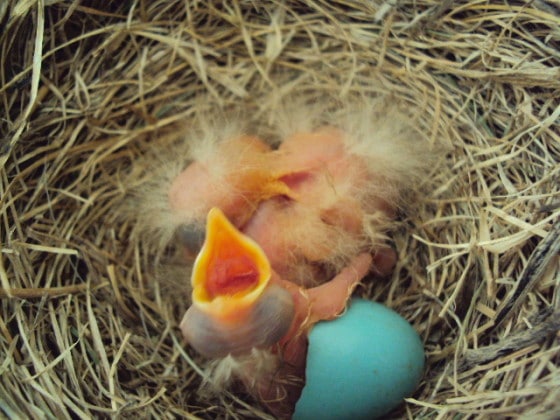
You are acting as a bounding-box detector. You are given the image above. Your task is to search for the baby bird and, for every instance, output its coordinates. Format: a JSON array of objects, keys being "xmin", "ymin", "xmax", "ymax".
[
  {"xmin": 169, "ymin": 125, "xmax": 399, "ymax": 286},
  {"xmin": 163, "ymin": 98, "xmax": 432, "ymax": 417},
  {"xmin": 180, "ymin": 207, "xmax": 373, "ymax": 417},
  {"xmin": 126, "ymin": 97, "xmax": 433, "ymax": 417}
]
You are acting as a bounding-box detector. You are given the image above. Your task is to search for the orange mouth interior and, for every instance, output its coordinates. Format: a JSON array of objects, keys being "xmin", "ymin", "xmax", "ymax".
[
  {"xmin": 192, "ymin": 207, "xmax": 271, "ymax": 310},
  {"xmin": 205, "ymin": 251, "xmax": 259, "ymax": 299}
]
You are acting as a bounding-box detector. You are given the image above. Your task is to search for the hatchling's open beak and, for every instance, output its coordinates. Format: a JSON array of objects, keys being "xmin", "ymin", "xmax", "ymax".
[{"xmin": 180, "ymin": 207, "xmax": 295, "ymax": 359}]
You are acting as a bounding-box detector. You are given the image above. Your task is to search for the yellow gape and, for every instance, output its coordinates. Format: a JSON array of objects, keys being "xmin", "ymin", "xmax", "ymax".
[{"xmin": 180, "ymin": 208, "xmax": 294, "ymax": 358}]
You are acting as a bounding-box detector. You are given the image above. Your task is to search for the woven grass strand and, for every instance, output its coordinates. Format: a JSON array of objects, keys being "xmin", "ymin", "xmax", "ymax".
[{"xmin": 1, "ymin": 0, "xmax": 559, "ymax": 418}]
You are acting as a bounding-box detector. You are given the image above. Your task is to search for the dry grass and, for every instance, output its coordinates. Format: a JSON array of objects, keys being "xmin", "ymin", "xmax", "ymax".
[{"xmin": 1, "ymin": 0, "xmax": 559, "ymax": 418}]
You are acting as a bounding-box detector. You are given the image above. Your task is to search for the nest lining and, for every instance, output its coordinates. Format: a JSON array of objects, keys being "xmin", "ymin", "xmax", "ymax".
[{"xmin": 1, "ymin": 0, "xmax": 559, "ymax": 418}]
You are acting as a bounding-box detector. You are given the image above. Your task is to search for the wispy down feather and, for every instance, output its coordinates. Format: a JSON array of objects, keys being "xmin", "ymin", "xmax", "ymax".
[{"xmin": 122, "ymin": 93, "xmax": 437, "ymax": 418}]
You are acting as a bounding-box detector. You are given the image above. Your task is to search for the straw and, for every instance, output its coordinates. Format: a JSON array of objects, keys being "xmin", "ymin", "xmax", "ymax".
[{"xmin": 1, "ymin": 0, "xmax": 559, "ymax": 418}]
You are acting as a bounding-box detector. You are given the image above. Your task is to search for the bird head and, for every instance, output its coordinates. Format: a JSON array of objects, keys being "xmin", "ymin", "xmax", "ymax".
[{"xmin": 180, "ymin": 207, "xmax": 295, "ymax": 359}]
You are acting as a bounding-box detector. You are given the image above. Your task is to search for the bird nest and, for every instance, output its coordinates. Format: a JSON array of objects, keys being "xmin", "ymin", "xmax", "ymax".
[{"xmin": 1, "ymin": 0, "xmax": 559, "ymax": 418}]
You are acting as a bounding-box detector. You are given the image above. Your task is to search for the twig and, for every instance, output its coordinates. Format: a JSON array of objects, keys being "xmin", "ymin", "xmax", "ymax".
[
  {"xmin": 489, "ymin": 218, "xmax": 560, "ymax": 333},
  {"xmin": 0, "ymin": 282, "xmax": 108, "ymax": 299},
  {"xmin": 461, "ymin": 307, "xmax": 560, "ymax": 370}
]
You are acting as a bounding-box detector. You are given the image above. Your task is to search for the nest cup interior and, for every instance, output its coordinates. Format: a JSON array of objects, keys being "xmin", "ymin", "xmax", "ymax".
[{"xmin": 1, "ymin": 1, "xmax": 559, "ymax": 418}]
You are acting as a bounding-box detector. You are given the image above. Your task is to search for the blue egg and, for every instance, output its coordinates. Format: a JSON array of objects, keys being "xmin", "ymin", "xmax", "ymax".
[{"xmin": 293, "ymin": 298, "xmax": 425, "ymax": 420}]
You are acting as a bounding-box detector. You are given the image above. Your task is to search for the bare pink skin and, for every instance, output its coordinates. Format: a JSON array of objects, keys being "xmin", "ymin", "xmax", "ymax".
[
  {"xmin": 170, "ymin": 128, "xmax": 399, "ymax": 417},
  {"xmin": 169, "ymin": 127, "xmax": 396, "ymax": 284},
  {"xmin": 245, "ymin": 253, "xmax": 374, "ymax": 419},
  {"xmin": 168, "ymin": 135, "xmax": 290, "ymax": 227}
]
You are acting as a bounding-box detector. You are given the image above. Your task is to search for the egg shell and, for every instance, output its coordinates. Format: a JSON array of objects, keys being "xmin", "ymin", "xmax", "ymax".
[{"xmin": 293, "ymin": 298, "xmax": 425, "ymax": 420}]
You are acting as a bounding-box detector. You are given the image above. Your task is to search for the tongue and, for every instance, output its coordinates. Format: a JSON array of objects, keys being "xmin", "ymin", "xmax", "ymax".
[
  {"xmin": 206, "ymin": 254, "xmax": 259, "ymax": 298},
  {"xmin": 197, "ymin": 207, "xmax": 270, "ymax": 301}
]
